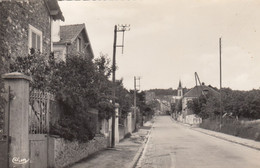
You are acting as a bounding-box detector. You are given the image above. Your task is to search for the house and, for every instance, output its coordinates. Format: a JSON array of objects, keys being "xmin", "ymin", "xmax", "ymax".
[
  {"xmin": 181, "ymin": 83, "xmax": 219, "ymax": 124},
  {"xmin": 0, "ymin": 0, "xmax": 64, "ymax": 69},
  {"xmin": 53, "ymin": 23, "xmax": 94, "ymax": 61}
]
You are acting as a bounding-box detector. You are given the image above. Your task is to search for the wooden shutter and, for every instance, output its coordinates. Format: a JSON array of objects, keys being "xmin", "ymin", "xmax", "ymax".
[{"xmin": 32, "ymin": 32, "xmax": 37, "ymax": 49}]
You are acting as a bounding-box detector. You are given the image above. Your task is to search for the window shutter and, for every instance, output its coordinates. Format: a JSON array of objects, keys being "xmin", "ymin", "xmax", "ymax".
[
  {"xmin": 28, "ymin": 25, "xmax": 42, "ymax": 54},
  {"xmin": 36, "ymin": 34, "xmax": 41, "ymax": 51},
  {"xmin": 32, "ymin": 32, "xmax": 37, "ymax": 49}
]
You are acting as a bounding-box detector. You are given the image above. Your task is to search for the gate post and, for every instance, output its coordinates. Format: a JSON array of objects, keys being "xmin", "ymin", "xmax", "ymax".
[
  {"xmin": 2, "ymin": 72, "xmax": 32, "ymax": 168},
  {"xmin": 115, "ymin": 103, "xmax": 119, "ymax": 144}
]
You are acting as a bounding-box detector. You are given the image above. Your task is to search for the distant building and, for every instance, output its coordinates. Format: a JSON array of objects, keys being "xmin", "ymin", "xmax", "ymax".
[
  {"xmin": 171, "ymin": 80, "xmax": 183, "ymax": 104},
  {"xmin": 53, "ymin": 23, "xmax": 94, "ymax": 61},
  {"xmin": 181, "ymin": 83, "xmax": 219, "ymax": 124}
]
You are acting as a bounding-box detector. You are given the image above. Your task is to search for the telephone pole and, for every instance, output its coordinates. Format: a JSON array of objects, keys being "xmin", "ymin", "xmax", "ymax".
[
  {"xmin": 134, "ymin": 76, "xmax": 141, "ymax": 111},
  {"xmin": 111, "ymin": 24, "xmax": 130, "ymax": 148},
  {"xmin": 134, "ymin": 76, "xmax": 141, "ymax": 129},
  {"xmin": 219, "ymin": 37, "xmax": 223, "ymax": 127}
]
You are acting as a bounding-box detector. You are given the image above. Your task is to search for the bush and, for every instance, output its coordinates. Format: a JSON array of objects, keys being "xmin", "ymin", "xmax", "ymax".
[
  {"xmin": 10, "ymin": 53, "xmax": 113, "ymax": 141},
  {"xmin": 97, "ymin": 101, "xmax": 114, "ymax": 121},
  {"xmin": 0, "ymin": 40, "xmax": 10, "ymax": 132},
  {"xmin": 0, "ymin": 58, "xmax": 6, "ymax": 132}
]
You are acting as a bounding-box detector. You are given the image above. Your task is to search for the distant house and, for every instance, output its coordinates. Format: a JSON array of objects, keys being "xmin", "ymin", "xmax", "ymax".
[
  {"xmin": 181, "ymin": 83, "xmax": 219, "ymax": 124},
  {"xmin": 53, "ymin": 23, "xmax": 94, "ymax": 61},
  {"xmin": 0, "ymin": 0, "xmax": 64, "ymax": 66}
]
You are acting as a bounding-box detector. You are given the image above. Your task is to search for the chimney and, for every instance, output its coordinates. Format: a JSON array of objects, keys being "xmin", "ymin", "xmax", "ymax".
[{"xmin": 52, "ymin": 20, "xmax": 60, "ymax": 42}]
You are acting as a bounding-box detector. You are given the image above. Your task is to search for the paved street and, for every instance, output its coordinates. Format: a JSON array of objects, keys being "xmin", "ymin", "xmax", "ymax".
[{"xmin": 136, "ymin": 116, "xmax": 260, "ymax": 168}]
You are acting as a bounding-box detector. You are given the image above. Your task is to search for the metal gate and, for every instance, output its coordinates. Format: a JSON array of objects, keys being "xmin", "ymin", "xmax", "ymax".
[{"xmin": 29, "ymin": 90, "xmax": 54, "ymax": 168}]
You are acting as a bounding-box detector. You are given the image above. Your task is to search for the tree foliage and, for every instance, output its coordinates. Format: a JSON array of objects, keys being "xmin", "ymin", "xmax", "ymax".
[
  {"xmin": 0, "ymin": 56, "xmax": 6, "ymax": 131},
  {"xmin": 10, "ymin": 53, "xmax": 114, "ymax": 141},
  {"xmin": 187, "ymin": 92, "xmax": 220, "ymax": 119},
  {"xmin": 187, "ymin": 88, "xmax": 260, "ymax": 120},
  {"xmin": 147, "ymin": 88, "xmax": 177, "ymax": 96},
  {"xmin": 138, "ymin": 91, "xmax": 156, "ymax": 117},
  {"xmin": 222, "ymin": 88, "xmax": 260, "ymax": 119},
  {"xmin": 115, "ymin": 79, "xmax": 133, "ymax": 119}
]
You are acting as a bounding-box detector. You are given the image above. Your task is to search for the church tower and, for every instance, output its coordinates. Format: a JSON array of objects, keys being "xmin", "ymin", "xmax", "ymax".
[{"xmin": 177, "ymin": 80, "xmax": 183, "ymax": 97}]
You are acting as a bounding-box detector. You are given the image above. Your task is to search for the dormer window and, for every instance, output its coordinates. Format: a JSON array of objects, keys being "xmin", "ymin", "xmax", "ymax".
[
  {"xmin": 28, "ymin": 25, "xmax": 42, "ymax": 54},
  {"xmin": 77, "ymin": 37, "xmax": 82, "ymax": 52},
  {"xmin": 202, "ymin": 89, "xmax": 209, "ymax": 95}
]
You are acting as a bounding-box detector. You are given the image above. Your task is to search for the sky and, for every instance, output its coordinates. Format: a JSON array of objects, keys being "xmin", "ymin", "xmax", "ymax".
[{"xmin": 58, "ymin": 0, "xmax": 260, "ymax": 91}]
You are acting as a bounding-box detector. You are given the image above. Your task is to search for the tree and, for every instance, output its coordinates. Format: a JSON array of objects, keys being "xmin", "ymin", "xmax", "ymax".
[
  {"xmin": 221, "ymin": 88, "xmax": 260, "ymax": 119},
  {"xmin": 94, "ymin": 54, "xmax": 114, "ymax": 120},
  {"xmin": 0, "ymin": 58, "xmax": 5, "ymax": 131},
  {"xmin": 170, "ymin": 102, "xmax": 176, "ymax": 114},
  {"xmin": 10, "ymin": 53, "xmax": 114, "ymax": 141},
  {"xmin": 187, "ymin": 92, "xmax": 219, "ymax": 119},
  {"xmin": 176, "ymin": 99, "xmax": 183, "ymax": 112},
  {"xmin": 115, "ymin": 79, "xmax": 133, "ymax": 119}
]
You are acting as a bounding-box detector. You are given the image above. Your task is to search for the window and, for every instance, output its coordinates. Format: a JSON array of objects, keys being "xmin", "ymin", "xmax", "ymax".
[
  {"xmin": 28, "ymin": 25, "xmax": 42, "ymax": 54},
  {"xmin": 77, "ymin": 37, "xmax": 82, "ymax": 52}
]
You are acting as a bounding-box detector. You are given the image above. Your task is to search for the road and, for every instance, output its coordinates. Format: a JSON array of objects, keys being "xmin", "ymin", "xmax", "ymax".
[{"xmin": 136, "ymin": 116, "xmax": 260, "ymax": 168}]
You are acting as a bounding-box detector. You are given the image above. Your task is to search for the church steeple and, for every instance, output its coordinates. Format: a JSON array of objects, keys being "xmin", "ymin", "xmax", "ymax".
[
  {"xmin": 177, "ymin": 80, "xmax": 183, "ymax": 97},
  {"xmin": 178, "ymin": 80, "xmax": 182, "ymax": 89}
]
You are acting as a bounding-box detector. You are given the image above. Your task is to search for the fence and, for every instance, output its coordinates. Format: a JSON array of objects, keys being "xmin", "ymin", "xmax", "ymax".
[
  {"xmin": 1, "ymin": 72, "xmax": 139, "ymax": 167},
  {"xmin": 29, "ymin": 90, "xmax": 55, "ymax": 134},
  {"xmin": 29, "ymin": 89, "xmax": 56, "ymax": 168}
]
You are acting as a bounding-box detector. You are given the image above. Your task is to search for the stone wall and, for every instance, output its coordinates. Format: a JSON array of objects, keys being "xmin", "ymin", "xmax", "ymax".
[
  {"xmin": 51, "ymin": 136, "xmax": 108, "ymax": 168},
  {"xmin": 0, "ymin": 1, "xmax": 52, "ymax": 64},
  {"xmin": 119, "ymin": 117, "xmax": 131, "ymax": 141},
  {"xmin": 119, "ymin": 124, "xmax": 125, "ymax": 141}
]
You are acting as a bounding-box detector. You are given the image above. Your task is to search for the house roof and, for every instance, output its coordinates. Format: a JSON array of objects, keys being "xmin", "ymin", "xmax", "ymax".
[
  {"xmin": 58, "ymin": 24, "xmax": 85, "ymax": 44},
  {"xmin": 55, "ymin": 23, "xmax": 94, "ymax": 58},
  {"xmin": 44, "ymin": 0, "xmax": 64, "ymax": 21},
  {"xmin": 183, "ymin": 85, "xmax": 219, "ymax": 98}
]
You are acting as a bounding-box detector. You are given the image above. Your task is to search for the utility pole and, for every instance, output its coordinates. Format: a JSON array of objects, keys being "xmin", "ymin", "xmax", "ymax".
[
  {"xmin": 134, "ymin": 76, "xmax": 141, "ymax": 129},
  {"xmin": 111, "ymin": 24, "xmax": 130, "ymax": 148},
  {"xmin": 134, "ymin": 76, "xmax": 141, "ymax": 111},
  {"xmin": 219, "ymin": 37, "xmax": 223, "ymax": 127}
]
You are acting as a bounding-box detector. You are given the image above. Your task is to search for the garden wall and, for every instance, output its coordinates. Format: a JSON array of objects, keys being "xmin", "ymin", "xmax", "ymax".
[
  {"xmin": 119, "ymin": 124, "xmax": 125, "ymax": 141},
  {"xmin": 49, "ymin": 135, "xmax": 108, "ymax": 168}
]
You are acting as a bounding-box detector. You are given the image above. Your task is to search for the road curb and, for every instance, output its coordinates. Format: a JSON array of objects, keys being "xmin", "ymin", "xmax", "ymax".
[{"xmin": 127, "ymin": 123, "xmax": 153, "ymax": 168}]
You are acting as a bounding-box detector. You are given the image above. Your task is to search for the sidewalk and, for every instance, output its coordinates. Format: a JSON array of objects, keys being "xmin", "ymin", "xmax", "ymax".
[
  {"xmin": 69, "ymin": 121, "xmax": 153, "ymax": 168},
  {"xmin": 172, "ymin": 118, "xmax": 260, "ymax": 151},
  {"xmin": 192, "ymin": 126, "xmax": 260, "ymax": 151}
]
